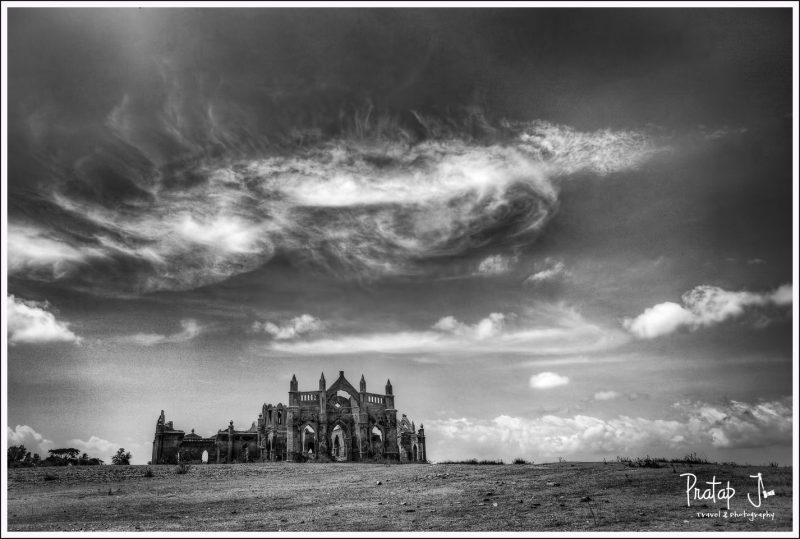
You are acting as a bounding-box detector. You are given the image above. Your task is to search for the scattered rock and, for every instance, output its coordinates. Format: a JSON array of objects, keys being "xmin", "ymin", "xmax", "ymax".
[
  {"xmin": 376, "ymin": 481, "xmax": 382, "ymax": 485},
  {"xmin": 231, "ymin": 510, "xmax": 237, "ymax": 514},
  {"xmin": 400, "ymin": 502, "xmax": 407, "ymax": 506},
  {"xmin": 477, "ymin": 503, "xmax": 485, "ymax": 506},
  {"xmin": 492, "ymin": 502, "xmax": 498, "ymax": 507},
  {"xmin": 546, "ymin": 482, "xmax": 560, "ymax": 487},
  {"xmin": 405, "ymin": 509, "xmax": 416, "ymax": 513},
  {"xmin": 580, "ymin": 496, "xmax": 592, "ymax": 502}
]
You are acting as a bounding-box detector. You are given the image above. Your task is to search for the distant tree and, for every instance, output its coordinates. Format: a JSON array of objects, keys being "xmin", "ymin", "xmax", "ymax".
[
  {"xmin": 32, "ymin": 453, "xmax": 41, "ymax": 466},
  {"xmin": 7, "ymin": 445, "xmax": 28, "ymax": 466},
  {"xmin": 112, "ymin": 448, "xmax": 131, "ymax": 465}
]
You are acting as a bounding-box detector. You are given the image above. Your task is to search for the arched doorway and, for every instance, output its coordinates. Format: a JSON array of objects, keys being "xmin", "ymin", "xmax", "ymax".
[
  {"xmin": 371, "ymin": 426, "xmax": 383, "ymax": 456},
  {"xmin": 201, "ymin": 450, "xmax": 209, "ymax": 464},
  {"xmin": 412, "ymin": 444, "xmax": 418, "ymax": 462},
  {"xmin": 302, "ymin": 425, "xmax": 316, "ymax": 459},
  {"xmin": 331, "ymin": 425, "xmax": 347, "ymax": 461}
]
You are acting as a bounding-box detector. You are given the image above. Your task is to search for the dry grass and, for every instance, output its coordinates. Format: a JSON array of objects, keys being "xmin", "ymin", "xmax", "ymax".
[{"xmin": 6, "ymin": 461, "xmax": 793, "ymax": 532}]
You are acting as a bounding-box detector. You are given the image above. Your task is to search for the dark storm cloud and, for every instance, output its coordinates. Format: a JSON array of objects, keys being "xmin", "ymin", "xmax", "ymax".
[{"xmin": 7, "ymin": 8, "xmax": 791, "ymax": 296}]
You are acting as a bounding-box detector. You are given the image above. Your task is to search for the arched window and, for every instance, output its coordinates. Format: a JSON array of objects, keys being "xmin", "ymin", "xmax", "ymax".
[{"xmin": 201, "ymin": 450, "xmax": 209, "ymax": 463}]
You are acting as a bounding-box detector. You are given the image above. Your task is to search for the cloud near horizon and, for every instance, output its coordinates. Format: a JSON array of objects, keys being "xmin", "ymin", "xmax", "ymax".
[
  {"xmin": 7, "ymin": 425, "xmax": 54, "ymax": 456},
  {"xmin": 623, "ymin": 284, "xmax": 793, "ymax": 338},
  {"xmin": 68, "ymin": 435, "xmax": 122, "ymax": 461},
  {"xmin": 269, "ymin": 305, "xmax": 630, "ymax": 357},
  {"xmin": 7, "ymin": 295, "xmax": 80, "ymax": 346},
  {"xmin": 427, "ymin": 397, "xmax": 792, "ymax": 463}
]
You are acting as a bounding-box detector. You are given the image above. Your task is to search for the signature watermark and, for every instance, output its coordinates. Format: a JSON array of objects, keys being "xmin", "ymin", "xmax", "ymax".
[{"xmin": 680, "ymin": 472, "xmax": 776, "ymax": 518}]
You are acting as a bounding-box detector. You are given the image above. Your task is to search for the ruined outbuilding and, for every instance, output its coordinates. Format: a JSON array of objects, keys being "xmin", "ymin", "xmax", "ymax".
[{"xmin": 151, "ymin": 371, "xmax": 426, "ymax": 464}]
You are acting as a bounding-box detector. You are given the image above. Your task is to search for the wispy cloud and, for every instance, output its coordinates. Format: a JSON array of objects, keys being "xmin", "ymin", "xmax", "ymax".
[
  {"xmin": 252, "ymin": 314, "xmax": 324, "ymax": 340},
  {"xmin": 118, "ymin": 318, "xmax": 202, "ymax": 346},
  {"xmin": 427, "ymin": 397, "xmax": 791, "ymax": 462},
  {"xmin": 529, "ymin": 372, "xmax": 570, "ymax": 389},
  {"xmin": 623, "ymin": 284, "xmax": 792, "ymax": 338},
  {"xmin": 524, "ymin": 258, "xmax": 568, "ymax": 285},
  {"xmin": 270, "ymin": 305, "xmax": 629, "ymax": 357},
  {"xmin": 7, "ymin": 295, "xmax": 80, "ymax": 346}
]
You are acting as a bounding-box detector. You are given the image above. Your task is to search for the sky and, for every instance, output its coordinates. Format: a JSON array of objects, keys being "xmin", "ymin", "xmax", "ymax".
[{"xmin": 3, "ymin": 7, "xmax": 796, "ymax": 466}]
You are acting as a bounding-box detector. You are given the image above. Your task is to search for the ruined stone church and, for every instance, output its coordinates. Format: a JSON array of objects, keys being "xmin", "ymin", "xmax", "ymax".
[{"xmin": 151, "ymin": 371, "xmax": 426, "ymax": 464}]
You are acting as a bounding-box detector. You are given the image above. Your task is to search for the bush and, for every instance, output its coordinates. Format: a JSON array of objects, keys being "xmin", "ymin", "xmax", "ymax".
[
  {"xmin": 43, "ymin": 472, "xmax": 57, "ymax": 481},
  {"xmin": 440, "ymin": 459, "xmax": 504, "ymax": 465},
  {"xmin": 512, "ymin": 458, "xmax": 530, "ymax": 465},
  {"xmin": 143, "ymin": 468, "xmax": 154, "ymax": 478},
  {"xmin": 175, "ymin": 463, "xmax": 190, "ymax": 474}
]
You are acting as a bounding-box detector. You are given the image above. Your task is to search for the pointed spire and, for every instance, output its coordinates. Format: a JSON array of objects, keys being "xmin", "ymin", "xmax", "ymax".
[
  {"xmin": 360, "ymin": 374, "xmax": 366, "ymax": 392},
  {"xmin": 290, "ymin": 374, "xmax": 298, "ymax": 392},
  {"xmin": 385, "ymin": 378, "xmax": 393, "ymax": 395},
  {"xmin": 319, "ymin": 371, "xmax": 326, "ymax": 390}
]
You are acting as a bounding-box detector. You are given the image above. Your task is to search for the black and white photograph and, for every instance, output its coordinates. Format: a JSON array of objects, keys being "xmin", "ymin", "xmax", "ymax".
[{"xmin": 2, "ymin": 1, "xmax": 798, "ymax": 535}]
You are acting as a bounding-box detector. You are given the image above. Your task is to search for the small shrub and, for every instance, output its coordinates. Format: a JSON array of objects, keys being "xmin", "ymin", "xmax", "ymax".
[
  {"xmin": 43, "ymin": 472, "xmax": 57, "ymax": 481},
  {"xmin": 143, "ymin": 467, "xmax": 154, "ymax": 478},
  {"xmin": 175, "ymin": 463, "xmax": 190, "ymax": 474},
  {"xmin": 512, "ymin": 458, "xmax": 530, "ymax": 465}
]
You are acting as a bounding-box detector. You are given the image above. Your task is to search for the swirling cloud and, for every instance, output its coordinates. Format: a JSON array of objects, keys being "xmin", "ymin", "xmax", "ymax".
[{"xmin": 9, "ymin": 97, "xmax": 663, "ymax": 295}]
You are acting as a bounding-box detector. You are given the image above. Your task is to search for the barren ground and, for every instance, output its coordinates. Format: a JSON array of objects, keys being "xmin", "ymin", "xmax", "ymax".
[{"xmin": 6, "ymin": 462, "xmax": 794, "ymax": 532}]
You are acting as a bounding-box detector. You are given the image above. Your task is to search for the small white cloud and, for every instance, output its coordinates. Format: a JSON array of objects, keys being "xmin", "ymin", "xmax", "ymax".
[
  {"xmin": 594, "ymin": 390, "xmax": 621, "ymax": 401},
  {"xmin": 433, "ymin": 313, "xmax": 506, "ymax": 340},
  {"xmin": 476, "ymin": 255, "xmax": 516, "ymax": 276},
  {"xmin": 525, "ymin": 258, "xmax": 567, "ymax": 284},
  {"xmin": 7, "ymin": 295, "xmax": 80, "ymax": 345},
  {"xmin": 253, "ymin": 314, "xmax": 324, "ymax": 340},
  {"xmin": 120, "ymin": 318, "xmax": 201, "ymax": 346},
  {"xmin": 7, "ymin": 425, "xmax": 54, "ymax": 456},
  {"xmin": 623, "ymin": 284, "xmax": 793, "ymax": 339},
  {"xmin": 623, "ymin": 301, "xmax": 694, "ymax": 339},
  {"xmin": 529, "ymin": 372, "xmax": 570, "ymax": 390}
]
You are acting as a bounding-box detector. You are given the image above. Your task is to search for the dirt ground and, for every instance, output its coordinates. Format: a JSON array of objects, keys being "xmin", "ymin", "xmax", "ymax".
[{"xmin": 5, "ymin": 461, "xmax": 794, "ymax": 532}]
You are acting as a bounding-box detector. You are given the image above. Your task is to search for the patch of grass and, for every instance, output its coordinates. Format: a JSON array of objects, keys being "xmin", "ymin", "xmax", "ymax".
[
  {"xmin": 175, "ymin": 463, "xmax": 190, "ymax": 474},
  {"xmin": 669, "ymin": 452, "xmax": 710, "ymax": 465},
  {"xmin": 440, "ymin": 459, "xmax": 505, "ymax": 465},
  {"xmin": 43, "ymin": 472, "xmax": 57, "ymax": 481},
  {"xmin": 143, "ymin": 468, "xmax": 154, "ymax": 478}
]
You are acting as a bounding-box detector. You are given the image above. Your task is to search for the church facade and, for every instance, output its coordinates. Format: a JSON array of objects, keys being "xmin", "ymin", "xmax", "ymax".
[{"xmin": 151, "ymin": 371, "xmax": 426, "ymax": 464}]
